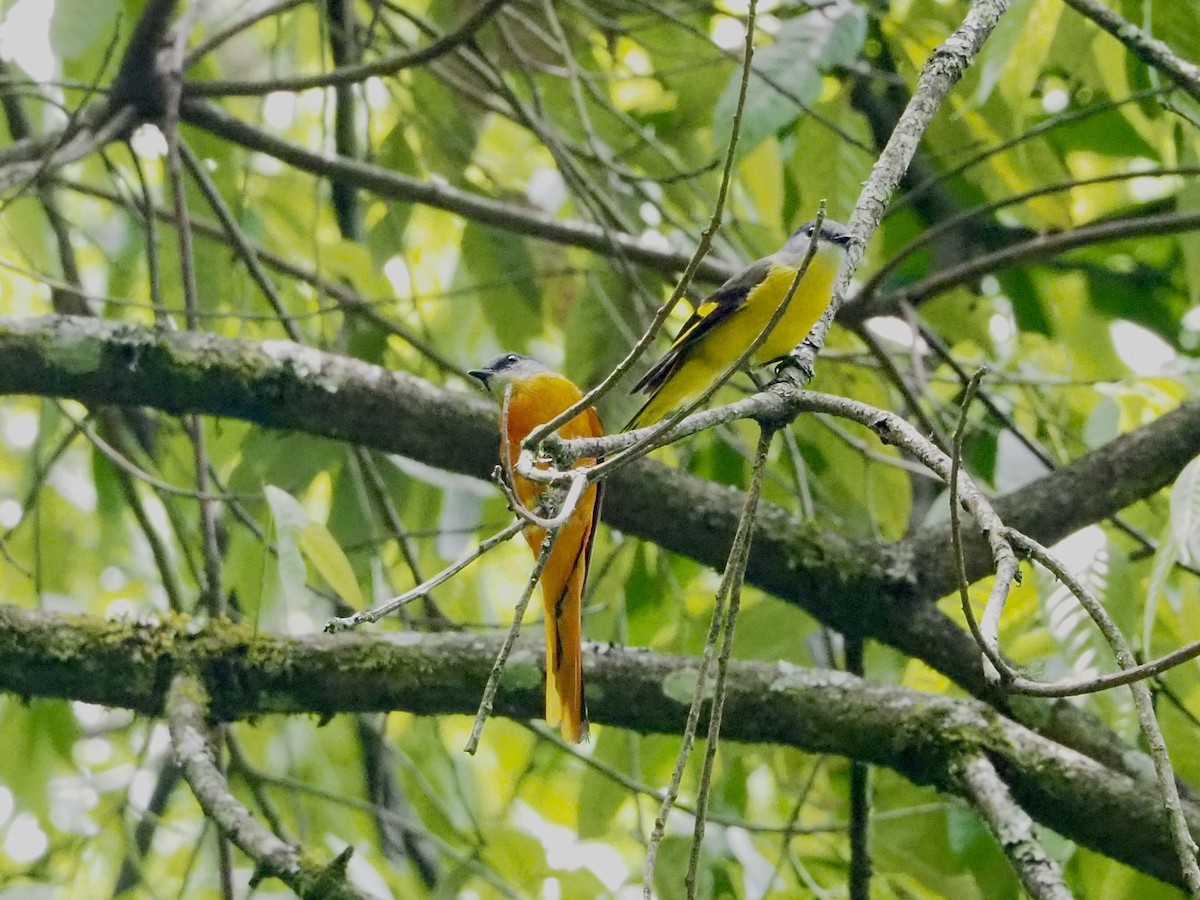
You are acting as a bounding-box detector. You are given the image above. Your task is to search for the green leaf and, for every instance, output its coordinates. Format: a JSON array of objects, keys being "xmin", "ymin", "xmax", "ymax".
[
  {"xmin": 297, "ymin": 521, "xmax": 365, "ymax": 609},
  {"xmin": 91, "ymin": 448, "xmax": 124, "ymax": 563},
  {"xmin": 0, "ymin": 699, "xmax": 78, "ymax": 817},
  {"xmin": 975, "ymin": 0, "xmax": 1061, "ymax": 105},
  {"xmin": 653, "ymin": 835, "xmax": 708, "ymax": 900},
  {"xmin": 366, "ymin": 125, "xmax": 422, "ymax": 265},
  {"xmin": 407, "ymin": 69, "xmax": 483, "ymax": 183},
  {"xmin": 713, "ymin": 4, "xmax": 866, "ymax": 156},
  {"xmin": 786, "ymin": 98, "xmax": 874, "ymax": 224},
  {"xmin": 455, "ymin": 222, "xmax": 541, "ymax": 351},
  {"xmin": 1180, "ymin": 140, "xmax": 1200, "ymax": 313},
  {"xmin": 577, "ymin": 730, "xmax": 631, "ymax": 839},
  {"xmin": 564, "ymin": 267, "xmax": 639, "ymax": 401},
  {"xmin": 263, "ymin": 485, "xmax": 313, "ymax": 605},
  {"xmin": 1169, "ymin": 453, "xmax": 1200, "ymax": 565},
  {"xmin": 626, "ymin": 545, "xmax": 675, "ymax": 646},
  {"xmin": 1084, "ymin": 396, "xmax": 1121, "ymax": 450},
  {"xmin": 1144, "ymin": 526, "xmax": 1179, "ymax": 659},
  {"xmin": 264, "ymin": 485, "xmax": 364, "ymax": 610},
  {"xmin": 51, "ymin": 0, "xmax": 119, "ymax": 61}
]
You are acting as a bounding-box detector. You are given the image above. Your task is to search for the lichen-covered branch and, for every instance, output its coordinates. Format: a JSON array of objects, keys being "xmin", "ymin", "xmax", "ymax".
[
  {"xmin": 958, "ymin": 755, "xmax": 1071, "ymax": 900},
  {"xmin": 0, "ymin": 315, "xmax": 1197, "ymax": 742},
  {"xmin": 0, "ymin": 606, "xmax": 1195, "ymax": 890},
  {"xmin": 165, "ymin": 670, "xmax": 366, "ymax": 899},
  {"xmin": 1060, "ymin": 0, "xmax": 1200, "ymax": 105}
]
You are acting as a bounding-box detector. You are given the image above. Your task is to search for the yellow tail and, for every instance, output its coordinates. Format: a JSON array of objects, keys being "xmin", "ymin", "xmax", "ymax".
[{"xmin": 626, "ymin": 355, "xmax": 710, "ymax": 429}]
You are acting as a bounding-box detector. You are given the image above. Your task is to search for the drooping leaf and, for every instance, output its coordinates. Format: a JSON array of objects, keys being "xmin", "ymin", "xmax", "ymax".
[
  {"xmin": 456, "ymin": 223, "xmax": 542, "ymax": 352},
  {"xmin": 50, "ymin": 0, "xmax": 120, "ymax": 61},
  {"xmin": 264, "ymin": 484, "xmax": 310, "ymax": 605},
  {"xmin": 1169, "ymin": 453, "xmax": 1200, "ymax": 565},
  {"xmin": 297, "ymin": 520, "xmax": 365, "ymax": 610},
  {"xmin": 264, "ymin": 484, "xmax": 364, "ymax": 610}
]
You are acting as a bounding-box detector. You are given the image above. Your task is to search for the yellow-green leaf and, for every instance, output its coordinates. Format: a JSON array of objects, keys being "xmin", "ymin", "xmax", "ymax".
[{"xmin": 297, "ymin": 521, "xmax": 365, "ymax": 610}]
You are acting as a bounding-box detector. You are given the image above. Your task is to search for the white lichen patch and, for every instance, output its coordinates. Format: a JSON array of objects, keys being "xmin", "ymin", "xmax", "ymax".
[{"xmin": 260, "ymin": 340, "xmax": 341, "ymax": 393}]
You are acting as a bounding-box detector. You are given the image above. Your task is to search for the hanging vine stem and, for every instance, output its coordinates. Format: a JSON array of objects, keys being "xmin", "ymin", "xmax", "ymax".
[
  {"xmin": 949, "ymin": 368, "xmax": 1016, "ymax": 683},
  {"xmin": 683, "ymin": 424, "xmax": 774, "ymax": 899},
  {"xmin": 642, "ymin": 420, "xmax": 773, "ymax": 897}
]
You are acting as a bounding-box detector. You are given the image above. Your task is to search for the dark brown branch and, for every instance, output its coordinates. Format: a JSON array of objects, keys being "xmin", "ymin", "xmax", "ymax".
[
  {"xmin": 850, "ymin": 208, "xmax": 1200, "ymax": 318},
  {"xmin": 0, "ymin": 313, "xmax": 1193, "ymax": 650},
  {"xmin": 112, "ymin": 760, "xmax": 183, "ymax": 895},
  {"xmin": 0, "ymin": 314, "xmax": 1196, "ymax": 776},
  {"xmin": 0, "ymin": 606, "xmax": 1195, "ymax": 891},
  {"xmin": 108, "ymin": 0, "xmax": 180, "ymax": 117},
  {"xmin": 184, "ymin": 0, "xmax": 510, "ymax": 97},
  {"xmin": 177, "ymin": 98, "xmax": 736, "ymax": 284}
]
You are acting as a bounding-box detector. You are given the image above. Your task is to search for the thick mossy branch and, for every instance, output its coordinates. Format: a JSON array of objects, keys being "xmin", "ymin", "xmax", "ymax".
[
  {"xmin": 2, "ymin": 315, "xmax": 1199, "ymax": 785},
  {"xmin": 0, "ymin": 605, "xmax": 1195, "ymax": 889},
  {"xmin": 2, "ymin": 316, "xmax": 1198, "ymax": 700}
]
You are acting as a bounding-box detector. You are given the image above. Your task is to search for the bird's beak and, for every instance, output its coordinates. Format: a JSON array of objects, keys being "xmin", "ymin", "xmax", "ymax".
[
  {"xmin": 833, "ymin": 232, "xmax": 856, "ymax": 248},
  {"xmin": 468, "ymin": 368, "xmax": 492, "ymax": 388}
]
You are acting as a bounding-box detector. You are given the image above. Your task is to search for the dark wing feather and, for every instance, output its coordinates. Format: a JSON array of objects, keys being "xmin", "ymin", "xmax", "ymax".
[{"xmin": 631, "ymin": 259, "xmax": 773, "ymax": 395}]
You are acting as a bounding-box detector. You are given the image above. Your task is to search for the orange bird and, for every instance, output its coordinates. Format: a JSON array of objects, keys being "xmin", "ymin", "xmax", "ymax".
[{"xmin": 469, "ymin": 353, "xmax": 603, "ymax": 742}]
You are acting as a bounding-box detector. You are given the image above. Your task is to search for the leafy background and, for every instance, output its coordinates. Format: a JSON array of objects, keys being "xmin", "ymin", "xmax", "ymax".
[{"xmin": 0, "ymin": 0, "xmax": 1198, "ymax": 896}]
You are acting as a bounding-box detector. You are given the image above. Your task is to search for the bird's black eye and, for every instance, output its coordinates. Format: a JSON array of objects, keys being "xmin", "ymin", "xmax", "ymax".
[
  {"xmin": 805, "ymin": 224, "xmax": 815, "ymax": 236},
  {"xmin": 505, "ymin": 353, "xmax": 519, "ymax": 365}
]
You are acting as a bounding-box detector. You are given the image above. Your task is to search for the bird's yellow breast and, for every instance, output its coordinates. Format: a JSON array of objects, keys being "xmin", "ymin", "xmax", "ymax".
[{"xmin": 748, "ymin": 249, "xmax": 841, "ymax": 363}]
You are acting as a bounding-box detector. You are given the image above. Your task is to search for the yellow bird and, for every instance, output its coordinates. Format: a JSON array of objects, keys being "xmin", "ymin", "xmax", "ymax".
[
  {"xmin": 469, "ymin": 354, "xmax": 603, "ymax": 743},
  {"xmin": 628, "ymin": 219, "xmax": 854, "ymax": 428}
]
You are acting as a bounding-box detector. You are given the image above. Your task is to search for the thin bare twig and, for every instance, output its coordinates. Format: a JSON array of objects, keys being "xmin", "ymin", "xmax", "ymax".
[
  {"xmin": 184, "ymin": 0, "xmax": 511, "ymax": 96},
  {"xmin": 56, "ymin": 403, "xmax": 243, "ymax": 501},
  {"xmin": 325, "ymin": 519, "xmax": 525, "ymax": 632},
  {"xmin": 353, "ymin": 448, "xmax": 449, "ymax": 626},
  {"xmin": 1005, "ymin": 631, "xmax": 1200, "ymax": 698},
  {"xmin": 950, "ymin": 368, "xmax": 1014, "ymax": 682},
  {"xmin": 846, "ymin": 637, "xmax": 872, "ymax": 900},
  {"xmin": 1060, "ymin": 0, "xmax": 1200, "ymax": 104},
  {"xmin": 861, "ymin": 209, "xmax": 1200, "ymax": 316},
  {"xmin": 463, "ymin": 525, "xmax": 561, "ymax": 754},
  {"xmin": 163, "ymin": 7, "xmax": 224, "ymax": 617},
  {"xmin": 684, "ymin": 424, "xmax": 773, "ymax": 899},
  {"xmin": 177, "ymin": 139, "xmax": 303, "ymax": 340},
  {"xmin": 1004, "ymin": 532, "xmax": 1200, "ymax": 894},
  {"xmin": 517, "ymin": 0, "xmax": 766, "ymax": 452}
]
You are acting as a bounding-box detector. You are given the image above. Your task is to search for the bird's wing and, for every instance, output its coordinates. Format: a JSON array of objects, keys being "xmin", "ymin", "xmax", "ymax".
[{"xmin": 631, "ymin": 258, "xmax": 774, "ymax": 395}]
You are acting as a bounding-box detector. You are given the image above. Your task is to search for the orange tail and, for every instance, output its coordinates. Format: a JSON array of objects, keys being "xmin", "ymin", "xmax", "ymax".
[{"xmin": 533, "ymin": 483, "xmax": 597, "ymax": 743}]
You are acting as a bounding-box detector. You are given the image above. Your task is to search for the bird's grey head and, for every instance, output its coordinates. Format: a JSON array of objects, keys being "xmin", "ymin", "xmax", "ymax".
[
  {"xmin": 468, "ymin": 352, "xmax": 550, "ymax": 392},
  {"xmin": 786, "ymin": 218, "xmax": 854, "ymax": 252}
]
